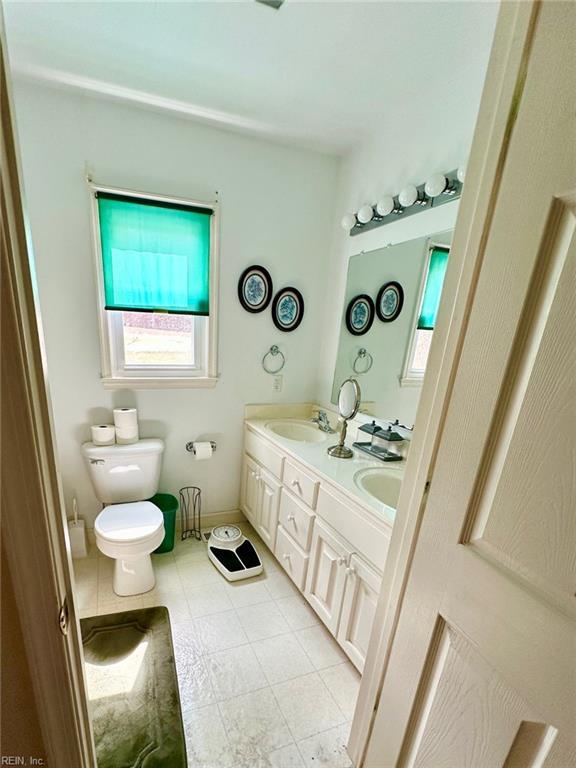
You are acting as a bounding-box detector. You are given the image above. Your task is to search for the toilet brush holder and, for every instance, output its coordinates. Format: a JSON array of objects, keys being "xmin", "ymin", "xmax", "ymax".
[{"xmin": 68, "ymin": 497, "xmax": 88, "ymax": 559}]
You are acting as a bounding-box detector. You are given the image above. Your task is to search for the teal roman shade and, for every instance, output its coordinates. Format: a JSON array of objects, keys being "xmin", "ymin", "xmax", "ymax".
[
  {"xmin": 97, "ymin": 192, "xmax": 212, "ymax": 315},
  {"xmin": 417, "ymin": 245, "xmax": 449, "ymax": 330}
]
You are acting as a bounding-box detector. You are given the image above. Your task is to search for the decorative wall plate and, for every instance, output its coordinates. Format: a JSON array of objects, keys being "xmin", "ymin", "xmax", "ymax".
[
  {"xmin": 346, "ymin": 294, "xmax": 375, "ymax": 336},
  {"xmin": 238, "ymin": 265, "xmax": 273, "ymax": 313},
  {"xmin": 272, "ymin": 287, "xmax": 304, "ymax": 332},
  {"xmin": 376, "ymin": 281, "xmax": 404, "ymax": 322}
]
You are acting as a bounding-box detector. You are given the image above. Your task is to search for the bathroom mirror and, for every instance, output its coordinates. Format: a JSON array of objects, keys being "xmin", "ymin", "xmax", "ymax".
[
  {"xmin": 328, "ymin": 378, "xmax": 361, "ymax": 458},
  {"xmin": 331, "ymin": 230, "xmax": 452, "ymax": 425}
]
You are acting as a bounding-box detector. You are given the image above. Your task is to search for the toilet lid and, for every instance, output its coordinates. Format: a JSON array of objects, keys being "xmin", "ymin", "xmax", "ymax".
[{"xmin": 95, "ymin": 501, "xmax": 163, "ymax": 543}]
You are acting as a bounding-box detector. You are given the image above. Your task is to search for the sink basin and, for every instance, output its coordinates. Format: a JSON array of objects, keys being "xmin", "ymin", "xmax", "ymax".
[
  {"xmin": 265, "ymin": 420, "xmax": 328, "ymax": 444},
  {"xmin": 354, "ymin": 468, "xmax": 402, "ymax": 508}
]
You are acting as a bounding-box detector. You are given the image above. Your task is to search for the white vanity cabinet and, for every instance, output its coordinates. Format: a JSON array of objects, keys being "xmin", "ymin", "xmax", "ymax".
[
  {"xmin": 304, "ymin": 519, "xmax": 382, "ymax": 670},
  {"xmin": 304, "ymin": 518, "xmax": 349, "ymax": 633},
  {"xmin": 240, "ymin": 454, "xmax": 281, "ymax": 550},
  {"xmin": 241, "ymin": 425, "xmax": 392, "ymax": 672},
  {"xmin": 337, "ymin": 554, "xmax": 382, "ymax": 671},
  {"xmin": 240, "ymin": 454, "xmax": 261, "ymax": 528},
  {"xmin": 257, "ymin": 468, "xmax": 281, "ymax": 550}
]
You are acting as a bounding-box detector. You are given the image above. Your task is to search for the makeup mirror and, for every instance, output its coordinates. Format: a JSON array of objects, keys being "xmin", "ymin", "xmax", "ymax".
[{"xmin": 328, "ymin": 378, "xmax": 361, "ymax": 459}]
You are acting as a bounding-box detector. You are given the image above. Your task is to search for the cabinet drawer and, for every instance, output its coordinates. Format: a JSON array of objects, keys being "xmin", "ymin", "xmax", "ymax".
[
  {"xmin": 279, "ymin": 488, "xmax": 315, "ymax": 551},
  {"xmin": 283, "ymin": 459, "xmax": 319, "ymax": 510},
  {"xmin": 275, "ymin": 525, "xmax": 309, "ymax": 590},
  {"xmin": 245, "ymin": 430, "xmax": 284, "ymax": 480}
]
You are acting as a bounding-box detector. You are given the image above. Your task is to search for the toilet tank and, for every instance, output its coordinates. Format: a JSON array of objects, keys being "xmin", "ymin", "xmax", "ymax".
[{"xmin": 81, "ymin": 439, "xmax": 164, "ymax": 504}]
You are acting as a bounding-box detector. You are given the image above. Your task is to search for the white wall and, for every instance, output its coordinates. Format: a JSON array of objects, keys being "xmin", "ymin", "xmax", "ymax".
[{"xmin": 13, "ymin": 81, "xmax": 339, "ymax": 526}]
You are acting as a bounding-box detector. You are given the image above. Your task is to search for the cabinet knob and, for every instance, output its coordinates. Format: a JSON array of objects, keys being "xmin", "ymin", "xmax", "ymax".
[
  {"xmin": 337, "ymin": 556, "xmax": 346, "ymax": 566},
  {"xmin": 287, "ymin": 515, "xmax": 296, "ymax": 522},
  {"xmin": 346, "ymin": 566, "xmax": 357, "ymax": 576},
  {"xmin": 283, "ymin": 553, "xmax": 291, "ymax": 560}
]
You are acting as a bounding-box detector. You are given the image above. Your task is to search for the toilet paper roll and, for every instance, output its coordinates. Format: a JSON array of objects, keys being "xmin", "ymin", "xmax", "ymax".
[
  {"xmin": 91, "ymin": 424, "xmax": 115, "ymax": 446},
  {"xmin": 115, "ymin": 424, "xmax": 139, "ymax": 445},
  {"xmin": 113, "ymin": 407, "xmax": 138, "ymax": 430},
  {"xmin": 193, "ymin": 441, "xmax": 213, "ymax": 461}
]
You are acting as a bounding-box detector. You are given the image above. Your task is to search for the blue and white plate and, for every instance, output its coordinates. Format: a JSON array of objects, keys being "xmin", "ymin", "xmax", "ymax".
[
  {"xmin": 376, "ymin": 281, "xmax": 404, "ymax": 322},
  {"xmin": 272, "ymin": 287, "xmax": 304, "ymax": 332},
  {"xmin": 238, "ymin": 265, "xmax": 273, "ymax": 313},
  {"xmin": 346, "ymin": 294, "xmax": 375, "ymax": 336}
]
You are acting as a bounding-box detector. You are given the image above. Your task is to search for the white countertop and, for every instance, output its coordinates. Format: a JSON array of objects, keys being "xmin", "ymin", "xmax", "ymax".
[{"xmin": 245, "ymin": 417, "xmax": 403, "ymax": 527}]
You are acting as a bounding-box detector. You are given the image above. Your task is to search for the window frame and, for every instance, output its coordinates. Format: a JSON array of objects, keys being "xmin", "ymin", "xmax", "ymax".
[
  {"xmin": 400, "ymin": 239, "xmax": 448, "ymax": 387},
  {"xmin": 89, "ymin": 183, "xmax": 219, "ymax": 389}
]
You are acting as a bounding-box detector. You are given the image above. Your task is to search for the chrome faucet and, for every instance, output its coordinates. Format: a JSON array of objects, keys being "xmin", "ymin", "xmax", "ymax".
[{"xmin": 311, "ymin": 410, "xmax": 335, "ymax": 433}]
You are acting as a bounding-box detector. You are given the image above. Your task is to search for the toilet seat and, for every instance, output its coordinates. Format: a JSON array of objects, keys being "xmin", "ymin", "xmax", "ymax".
[{"xmin": 95, "ymin": 500, "xmax": 163, "ymax": 545}]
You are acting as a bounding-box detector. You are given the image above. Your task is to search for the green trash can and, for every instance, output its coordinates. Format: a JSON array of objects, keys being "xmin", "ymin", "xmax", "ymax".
[{"xmin": 149, "ymin": 493, "xmax": 178, "ymax": 554}]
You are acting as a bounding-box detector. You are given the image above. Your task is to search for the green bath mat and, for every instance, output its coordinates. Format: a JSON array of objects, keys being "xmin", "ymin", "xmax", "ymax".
[{"xmin": 80, "ymin": 607, "xmax": 187, "ymax": 768}]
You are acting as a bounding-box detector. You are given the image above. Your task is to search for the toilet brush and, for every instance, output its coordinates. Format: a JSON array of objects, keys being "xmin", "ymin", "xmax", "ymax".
[{"xmin": 68, "ymin": 497, "xmax": 88, "ymax": 559}]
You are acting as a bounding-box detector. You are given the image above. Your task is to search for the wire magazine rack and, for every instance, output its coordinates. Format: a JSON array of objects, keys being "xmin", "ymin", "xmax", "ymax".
[{"xmin": 179, "ymin": 486, "xmax": 202, "ymax": 541}]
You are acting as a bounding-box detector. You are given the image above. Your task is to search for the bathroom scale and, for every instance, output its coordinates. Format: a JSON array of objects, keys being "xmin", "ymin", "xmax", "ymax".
[{"xmin": 207, "ymin": 524, "xmax": 263, "ymax": 581}]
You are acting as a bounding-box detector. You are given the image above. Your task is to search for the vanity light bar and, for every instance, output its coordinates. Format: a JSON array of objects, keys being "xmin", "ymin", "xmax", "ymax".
[{"xmin": 342, "ymin": 168, "xmax": 465, "ymax": 237}]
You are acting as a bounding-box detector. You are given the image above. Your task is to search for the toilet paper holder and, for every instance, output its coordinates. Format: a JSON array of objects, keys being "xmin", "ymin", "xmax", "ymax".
[{"xmin": 186, "ymin": 441, "xmax": 217, "ymax": 455}]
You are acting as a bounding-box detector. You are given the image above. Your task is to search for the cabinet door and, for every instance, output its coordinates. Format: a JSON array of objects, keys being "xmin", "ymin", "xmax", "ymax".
[
  {"xmin": 337, "ymin": 554, "xmax": 381, "ymax": 672},
  {"xmin": 257, "ymin": 467, "xmax": 281, "ymax": 551},
  {"xmin": 240, "ymin": 454, "xmax": 261, "ymax": 529},
  {"xmin": 304, "ymin": 518, "xmax": 349, "ymax": 634}
]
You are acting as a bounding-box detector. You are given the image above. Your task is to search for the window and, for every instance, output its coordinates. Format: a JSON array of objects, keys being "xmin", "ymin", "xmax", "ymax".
[
  {"xmin": 401, "ymin": 243, "xmax": 449, "ymax": 385},
  {"xmin": 91, "ymin": 187, "xmax": 218, "ymax": 388}
]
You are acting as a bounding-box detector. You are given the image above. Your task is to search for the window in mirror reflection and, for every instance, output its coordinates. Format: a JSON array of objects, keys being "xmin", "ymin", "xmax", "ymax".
[{"xmin": 403, "ymin": 244, "xmax": 449, "ymax": 382}]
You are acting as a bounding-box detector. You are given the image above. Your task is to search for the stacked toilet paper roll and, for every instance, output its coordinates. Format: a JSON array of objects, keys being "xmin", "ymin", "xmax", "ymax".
[
  {"xmin": 113, "ymin": 407, "xmax": 139, "ymax": 444},
  {"xmin": 91, "ymin": 424, "xmax": 116, "ymax": 446}
]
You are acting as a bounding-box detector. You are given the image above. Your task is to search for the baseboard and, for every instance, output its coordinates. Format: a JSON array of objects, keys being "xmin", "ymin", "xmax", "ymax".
[{"xmin": 177, "ymin": 508, "xmax": 245, "ymax": 533}]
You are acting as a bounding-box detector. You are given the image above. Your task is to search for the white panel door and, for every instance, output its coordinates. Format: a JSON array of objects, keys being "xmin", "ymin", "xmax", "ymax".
[
  {"xmin": 337, "ymin": 554, "xmax": 381, "ymax": 673},
  {"xmin": 305, "ymin": 518, "xmax": 349, "ymax": 633},
  {"xmin": 257, "ymin": 467, "xmax": 281, "ymax": 551},
  {"xmin": 365, "ymin": 3, "xmax": 576, "ymax": 766},
  {"xmin": 240, "ymin": 454, "xmax": 260, "ymax": 528}
]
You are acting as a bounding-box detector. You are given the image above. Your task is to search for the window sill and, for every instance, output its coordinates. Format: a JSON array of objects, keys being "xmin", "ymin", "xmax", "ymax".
[
  {"xmin": 101, "ymin": 376, "xmax": 219, "ymax": 390},
  {"xmin": 399, "ymin": 375, "xmax": 424, "ymax": 388}
]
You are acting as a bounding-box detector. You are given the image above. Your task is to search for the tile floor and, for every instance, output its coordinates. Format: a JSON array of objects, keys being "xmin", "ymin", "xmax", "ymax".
[{"xmin": 73, "ymin": 521, "xmax": 361, "ymax": 768}]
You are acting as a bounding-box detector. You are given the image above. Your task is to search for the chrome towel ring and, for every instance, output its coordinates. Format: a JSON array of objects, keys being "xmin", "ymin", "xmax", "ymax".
[
  {"xmin": 353, "ymin": 347, "xmax": 373, "ymax": 374},
  {"xmin": 262, "ymin": 345, "xmax": 285, "ymax": 374}
]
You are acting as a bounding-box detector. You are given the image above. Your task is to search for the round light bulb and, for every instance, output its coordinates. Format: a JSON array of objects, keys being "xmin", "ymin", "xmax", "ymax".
[
  {"xmin": 341, "ymin": 213, "xmax": 357, "ymax": 231},
  {"xmin": 457, "ymin": 166, "xmax": 466, "ymax": 183},
  {"xmin": 424, "ymin": 173, "xmax": 447, "ymax": 198},
  {"xmin": 376, "ymin": 196, "xmax": 395, "ymax": 216},
  {"xmin": 398, "ymin": 184, "xmax": 418, "ymax": 208},
  {"xmin": 357, "ymin": 204, "xmax": 374, "ymax": 224}
]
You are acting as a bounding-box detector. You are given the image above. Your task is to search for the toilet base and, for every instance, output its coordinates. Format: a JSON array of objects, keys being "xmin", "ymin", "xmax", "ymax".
[{"xmin": 113, "ymin": 554, "xmax": 156, "ymax": 596}]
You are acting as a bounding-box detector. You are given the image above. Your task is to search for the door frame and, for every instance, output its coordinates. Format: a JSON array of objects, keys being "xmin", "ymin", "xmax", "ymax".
[
  {"xmin": 349, "ymin": 2, "xmax": 540, "ymax": 764},
  {"xmin": 1, "ymin": 15, "xmax": 95, "ymax": 767}
]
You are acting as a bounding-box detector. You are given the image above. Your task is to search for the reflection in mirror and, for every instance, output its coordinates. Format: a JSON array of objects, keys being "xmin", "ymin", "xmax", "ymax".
[
  {"xmin": 332, "ymin": 230, "xmax": 452, "ymax": 425},
  {"xmin": 328, "ymin": 378, "xmax": 361, "ymax": 459}
]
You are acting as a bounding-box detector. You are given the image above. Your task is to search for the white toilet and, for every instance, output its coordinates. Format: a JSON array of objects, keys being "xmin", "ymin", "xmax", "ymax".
[{"xmin": 81, "ymin": 438, "xmax": 165, "ymax": 596}]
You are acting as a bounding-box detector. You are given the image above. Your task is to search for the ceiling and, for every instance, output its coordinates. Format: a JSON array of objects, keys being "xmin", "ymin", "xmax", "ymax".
[{"xmin": 4, "ymin": 1, "xmax": 499, "ymax": 154}]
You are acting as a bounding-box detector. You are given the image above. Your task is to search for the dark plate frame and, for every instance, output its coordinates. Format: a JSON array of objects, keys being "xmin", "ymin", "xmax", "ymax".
[
  {"xmin": 376, "ymin": 281, "xmax": 404, "ymax": 322},
  {"xmin": 237, "ymin": 265, "xmax": 273, "ymax": 313},
  {"xmin": 345, "ymin": 294, "xmax": 375, "ymax": 336},
  {"xmin": 271, "ymin": 287, "xmax": 304, "ymax": 332}
]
